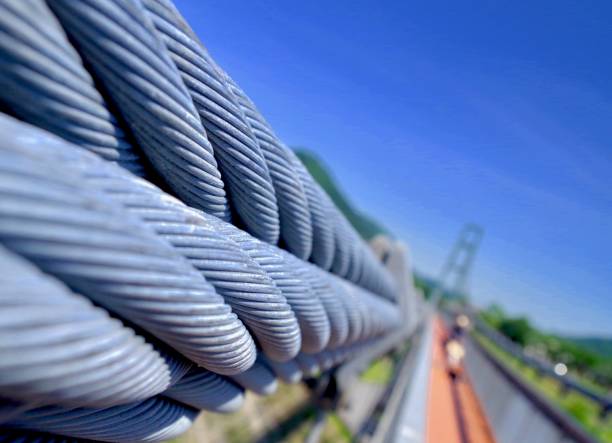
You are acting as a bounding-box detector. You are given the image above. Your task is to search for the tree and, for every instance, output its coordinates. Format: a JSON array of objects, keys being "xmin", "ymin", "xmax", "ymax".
[{"xmin": 498, "ymin": 317, "xmax": 533, "ymax": 346}]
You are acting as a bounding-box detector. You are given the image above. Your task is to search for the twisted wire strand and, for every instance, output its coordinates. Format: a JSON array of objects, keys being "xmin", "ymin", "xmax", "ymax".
[
  {"xmin": 294, "ymin": 354, "xmax": 320, "ymax": 377},
  {"xmin": 0, "ymin": 246, "xmax": 170, "ymax": 409},
  {"xmin": 314, "ymin": 352, "xmax": 335, "ymax": 372},
  {"xmin": 30, "ymin": 127, "xmax": 301, "ymax": 363},
  {"xmin": 330, "ymin": 209, "xmax": 353, "ymax": 278},
  {"xmin": 333, "ymin": 211, "xmax": 397, "ymax": 301},
  {"xmin": 0, "ymin": 0, "xmax": 144, "ymax": 176},
  {"xmin": 0, "ymin": 115, "xmax": 255, "ymax": 375},
  {"xmin": 219, "ymin": 71, "xmax": 314, "ymax": 259},
  {"xmin": 278, "ymin": 251, "xmax": 332, "ymax": 352},
  {"xmin": 261, "ymin": 357, "xmax": 303, "ymax": 385},
  {"xmin": 4, "ymin": 397, "xmax": 197, "ymax": 443},
  {"xmin": 358, "ymin": 246, "xmax": 397, "ymax": 301},
  {"xmin": 309, "ymin": 266, "xmax": 350, "ymax": 349},
  {"xmin": 164, "ymin": 367, "xmax": 244, "ymax": 413},
  {"xmin": 202, "ymin": 215, "xmax": 332, "ymax": 354},
  {"xmin": 230, "ymin": 357, "xmax": 278, "ymax": 396},
  {"xmin": 142, "ymin": 0, "xmax": 280, "ymax": 244},
  {"xmin": 360, "ymin": 289, "xmax": 401, "ymax": 335},
  {"xmin": 285, "ymin": 148, "xmax": 336, "ymax": 270},
  {"xmin": 154, "ymin": 345, "xmax": 193, "ymax": 387},
  {"xmin": 0, "ymin": 429, "xmax": 82, "ymax": 443},
  {"xmin": 328, "ymin": 276, "xmax": 364, "ymax": 345},
  {"xmin": 47, "ymin": 0, "xmax": 231, "ymax": 220}
]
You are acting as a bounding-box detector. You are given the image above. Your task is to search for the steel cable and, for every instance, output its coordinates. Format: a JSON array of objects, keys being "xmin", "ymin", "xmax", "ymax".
[
  {"xmin": 230, "ymin": 357, "xmax": 278, "ymax": 396},
  {"xmin": 21, "ymin": 122, "xmax": 300, "ymax": 362},
  {"xmin": 4, "ymin": 397, "xmax": 198, "ymax": 442},
  {"xmin": 278, "ymin": 250, "xmax": 333, "ymax": 351},
  {"xmin": 0, "ymin": 429, "xmax": 82, "ymax": 443},
  {"xmin": 202, "ymin": 215, "xmax": 332, "ymax": 353},
  {"xmin": 331, "ymin": 276, "xmax": 365, "ymax": 345},
  {"xmin": 330, "ymin": 210, "xmax": 353, "ymax": 278},
  {"xmin": 218, "ymin": 71, "xmax": 314, "ymax": 259},
  {"xmin": 263, "ymin": 358, "xmax": 303, "ymax": 385},
  {"xmin": 309, "ymin": 267, "xmax": 351, "ymax": 349},
  {"xmin": 0, "ymin": 0, "xmax": 145, "ymax": 176},
  {"xmin": 0, "ymin": 246, "xmax": 170, "ymax": 409},
  {"xmin": 0, "ymin": 114, "xmax": 255, "ymax": 375},
  {"xmin": 0, "ymin": 1, "xmax": 406, "ymax": 436},
  {"xmin": 295, "ymin": 354, "xmax": 320, "ymax": 377},
  {"xmin": 285, "ymin": 148, "xmax": 336, "ymax": 269},
  {"xmin": 164, "ymin": 367, "xmax": 244, "ymax": 413},
  {"xmin": 142, "ymin": 0, "xmax": 280, "ymax": 244},
  {"xmin": 47, "ymin": 0, "xmax": 231, "ymax": 220}
]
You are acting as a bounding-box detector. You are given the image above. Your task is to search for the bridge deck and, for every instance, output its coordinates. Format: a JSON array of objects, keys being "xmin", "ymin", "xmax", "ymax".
[{"xmin": 426, "ymin": 317, "xmax": 496, "ymax": 443}]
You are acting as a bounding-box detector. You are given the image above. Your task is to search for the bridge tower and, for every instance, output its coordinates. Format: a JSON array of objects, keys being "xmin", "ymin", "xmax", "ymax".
[{"xmin": 430, "ymin": 223, "xmax": 484, "ymax": 305}]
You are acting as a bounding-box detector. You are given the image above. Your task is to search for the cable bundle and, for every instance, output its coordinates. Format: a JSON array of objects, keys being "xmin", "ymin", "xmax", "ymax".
[{"xmin": 0, "ymin": 0, "xmax": 409, "ymax": 440}]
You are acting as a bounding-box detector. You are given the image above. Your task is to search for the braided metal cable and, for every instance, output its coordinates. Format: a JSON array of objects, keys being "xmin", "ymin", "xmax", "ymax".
[
  {"xmin": 0, "ymin": 246, "xmax": 170, "ymax": 409},
  {"xmin": 4, "ymin": 397, "xmax": 197, "ymax": 442},
  {"xmin": 202, "ymin": 215, "xmax": 332, "ymax": 354},
  {"xmin": 358, "ymin": 245, "xmax": 397, "ymax": 301},
  {"xmin": 28, "ymin": 126, "xmax": 301, "ymax": 363},
  {"xmin": 278, "ymin": 251, "xmax": 332, "ymax": 351},
  {"xmin": 164, "ymin": 367, "xmax": 244, "ymax": 413},
  {"xmin": 0, "ymin": 430, "xmax": 82, "ymax": 443},
  {"xmin": 0, "ymin": 0, "xmax": 145, "ymax": 176},
  {"xmin": 0, "ymin": 115, "xmax": 255, "ymax": 375},
  {"xmin": 330, "ymin": 209, "xmax": 353, "ymax": 278},
  {"xmin": 262, "ymin": 358, "xmax": 303, "ymax": 385},
  {"xmin": 295, "ymin": 354, "xmax": 320, "ymax": 377},
  {"xmin": 360, "ymin": 289, "xmax": 401, "ymax": 335},
  {"xmin": 285, "ymin": 148, "xmax": 336, "ymax": 270},
  {"xmin": 154, "ymin": 345, "xmax": 192, "ymax": 387},
  {"xmin": 230, "ymin": 357, "xmax": 278, "ymax": 396},
  {"xmin": 309, "ymin": 267, "xmax": 351, "ymax": 349},
  {"xmin": 142, "ymin": 0, "xmax": 280, "ymax": 245},
  {"xmin": 332, "ymin": 277, "xmax": 366, "ymax": 345},
  {"xmin": 314, "ymin": 352, "xmax": 335, "ymax": 372},
  {"xmin": 47, "ymin": 0, "xmax": 231, "ymax": 220},
  {"xmin": 219, "ymin": 72, "xmax": 314, "ymax": 259}
]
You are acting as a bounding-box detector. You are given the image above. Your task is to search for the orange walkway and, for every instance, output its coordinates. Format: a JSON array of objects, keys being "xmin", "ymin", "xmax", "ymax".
[{"xmin": 426, "ymin": 317, "xmax": 496, "ymax": 443}]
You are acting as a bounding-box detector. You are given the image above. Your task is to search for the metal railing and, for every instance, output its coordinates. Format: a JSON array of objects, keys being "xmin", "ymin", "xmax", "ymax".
[{"xmin": 473, "ymin": 317, "xmax": 611, "ymax": 418}]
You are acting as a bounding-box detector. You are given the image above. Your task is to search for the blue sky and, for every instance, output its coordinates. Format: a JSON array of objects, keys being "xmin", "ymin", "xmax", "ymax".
[{"xmin": 174, "ymin": 0, "xmax": 612, "ymax": 336}]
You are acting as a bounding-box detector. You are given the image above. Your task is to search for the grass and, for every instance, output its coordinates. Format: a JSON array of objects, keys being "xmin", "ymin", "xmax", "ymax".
[
  {"xmin": 474, "ymin": 331, "xmax": 612, "ymax": 442},
  {"xmin": 360, "ymin": 356, "xmax": 395, "ymax": 384}
]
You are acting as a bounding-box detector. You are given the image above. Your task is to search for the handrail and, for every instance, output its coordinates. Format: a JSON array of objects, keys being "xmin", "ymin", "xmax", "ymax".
[
  {"xmin": 469, "ymin": 332, "xmax": 598, "ymax": 443},
  {"xmin": 473, "ymin": 318, "xmax": 611, "ymax": 418}
]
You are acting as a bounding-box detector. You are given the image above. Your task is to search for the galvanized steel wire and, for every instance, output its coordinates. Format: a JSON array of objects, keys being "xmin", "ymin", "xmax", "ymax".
[
  {"xmin": 0, "ymin": 247, "xmax": 170, "ymax": 409},
  {"xmin": 48, "ymin": 0, "xmax": 231, "ymax": 220},
  {"xmin": 0, "ymin": 0, "xmax": 406, "ymax": 440},
  {"xmin": 142, "ymin": 0, "xmax": 281, "ymax": 245},
  {"xmin": 0, "ymin": 0, "xmax": 145, "ymax": 176},
  {"xmin": 0, "ymin": 118, "xmax": 256, "ymax": 375}
]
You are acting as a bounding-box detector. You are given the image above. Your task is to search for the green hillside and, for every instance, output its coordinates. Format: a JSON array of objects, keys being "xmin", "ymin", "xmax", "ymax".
[
  {"xmin": 294, "ymin": 149, "xmax": 388, "ymax": 240},
  {"xmin": 566, "ymin": 337, "xmax": 612, "ymax": 359}
]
